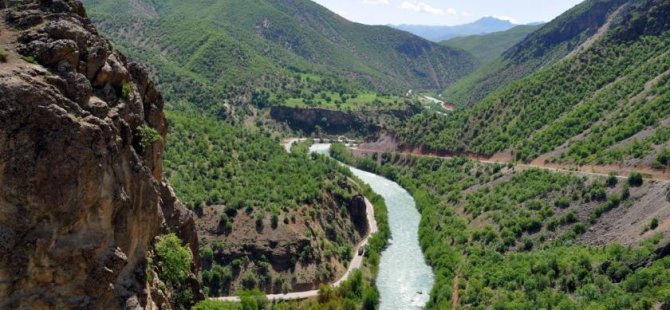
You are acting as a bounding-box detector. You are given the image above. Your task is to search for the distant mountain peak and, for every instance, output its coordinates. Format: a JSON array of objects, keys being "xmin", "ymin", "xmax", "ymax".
[{"xmin": 392, "ymin": 17, "xmax": 519, "ymax": 42}]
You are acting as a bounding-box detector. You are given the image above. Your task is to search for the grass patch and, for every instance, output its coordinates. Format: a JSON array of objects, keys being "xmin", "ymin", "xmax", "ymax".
[{"xmin": 22, "ymin": 56, "xmax": 37, "ymax": 64}]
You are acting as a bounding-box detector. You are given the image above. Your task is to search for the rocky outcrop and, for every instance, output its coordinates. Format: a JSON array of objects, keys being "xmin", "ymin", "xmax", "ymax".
[
  {"xmin": 270, "ymin": 105, "xmax": 420, "ymax": 136},
  {"xmin": 0, "ymin": 1, "xmax": 200, "ymax": 309}
]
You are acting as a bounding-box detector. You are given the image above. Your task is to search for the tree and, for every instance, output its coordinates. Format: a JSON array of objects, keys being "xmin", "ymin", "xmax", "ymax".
[
  {"xmin": 655, "ymin": 148, "xmax": 670, "ymax": 169},
  {"xmin": 155, "ymin": 234, "xmax": 192, "ymax": 285},
  {"xmin": 606, "ymin": 172, "xmax": 618, "ymax": 187},
  {"xmin": 628, "ymin": 172, "xmax": 644, "ymax": 187}
]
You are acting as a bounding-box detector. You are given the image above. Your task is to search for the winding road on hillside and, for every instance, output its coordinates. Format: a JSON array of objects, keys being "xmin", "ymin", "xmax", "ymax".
[
  {"xmin": 352, "ymin": 146, "xmax": 670, "ymax": 184},
  {"xmin": 210, "ymin": 141, "xmax": 378, "ymax": 302}
]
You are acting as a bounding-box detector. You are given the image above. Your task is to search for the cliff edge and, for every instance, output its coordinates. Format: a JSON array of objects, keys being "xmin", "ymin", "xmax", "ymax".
[{"xmin": 0, "ymin": 0, "xmax": 200, "ymax": 308}]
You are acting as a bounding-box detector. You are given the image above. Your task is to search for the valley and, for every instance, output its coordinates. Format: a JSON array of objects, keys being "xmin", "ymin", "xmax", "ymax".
[{"xmin": 2, "ymin": 0, "xmax": 670, "ymax": 309}]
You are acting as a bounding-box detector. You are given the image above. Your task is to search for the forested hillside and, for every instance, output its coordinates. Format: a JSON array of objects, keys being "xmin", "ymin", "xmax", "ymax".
[
  {"xmin": 441, "ymin": 24, "xmax": 543, "ymax": 66},
  {"xmin": 397, "ymin": 0, "xmax": 670, "ymax": 171},
  {"xmin": 164, "ymin": 111, "xmax": 379, "ymax": 296},
  {"xmin": 334, "ymin": 145, "xmax": 670, "ymax": 309},
  {"xmin": 443, "ymin": 0, "xmax": 627, "ymax": 107},
  {"xmin": 81, "ymin": 0, "xmax": 476, "ymax": 112}
]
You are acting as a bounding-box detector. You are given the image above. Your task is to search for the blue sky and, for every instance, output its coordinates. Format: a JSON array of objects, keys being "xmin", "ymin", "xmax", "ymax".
[{"xmin": 312, "ymin": 0, "xmax": 585, "ymax": 26}]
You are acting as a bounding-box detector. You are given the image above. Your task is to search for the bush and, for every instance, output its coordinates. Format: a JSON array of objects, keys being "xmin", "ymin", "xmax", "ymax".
[
  {"xmin": 138, "ymin": 124, "xmax": 162, "ymax": 149},
  {"xmin": 655, "ymin": 149, "xmax": 670, "ymax": 169},
  {"xmin": 155, "ymin": 234, "xmax": 193, "ymax": 307},
  {"xmin": 271, "ymin": 213, "xmax": 279, "ymax": 229},
  {"xmin": 155, "ymin": 234, "xmax": 192, "ymax": 285},
  {"xmin": 628, "ymin": 172, "xmax": 644, "ymax": 187},
  {"xmin": 555, "ymin": 197, "xmax": 571, "ymax": 209},
  {"xmin": 606, "ymin": 172, "xmax": 618, "ymax": 187},
  {"xmin": 650, "ymin": 218, "xmax": 659, "ymax": 230},
  {"xmin": 121, "ymin": 82, "xmax": 132, "ymax": 99},
  {"xmin": 201, "ymin": 246, "xmax": 214, "ymax": 266}
]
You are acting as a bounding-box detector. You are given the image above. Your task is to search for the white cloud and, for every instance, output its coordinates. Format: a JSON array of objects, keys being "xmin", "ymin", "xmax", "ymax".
[
  {"xmin": 363, "ymin": 0, "xmax": 390, "ymax": 5},
  {"xmin": 399, "ymin": 1, "xmax": 457, "ymax": 16},
  {"xmin": 494, "ymin": 15, "xmax": 519, "ymax": 24}
]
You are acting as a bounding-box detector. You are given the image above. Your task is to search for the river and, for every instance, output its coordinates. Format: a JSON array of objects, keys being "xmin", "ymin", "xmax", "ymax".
[{"xmin": 310, "ymin": 144, "xmax": 434, "ymax": 310}]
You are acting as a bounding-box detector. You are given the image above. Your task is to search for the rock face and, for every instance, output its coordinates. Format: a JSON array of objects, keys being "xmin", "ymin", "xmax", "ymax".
[
  {"xmin": 270, "ymin": 105, "xmax": 420, "ymax": 136},
  {"xmin": 0, "ymin": 1, "xmax": 200, "ymax": 309}
]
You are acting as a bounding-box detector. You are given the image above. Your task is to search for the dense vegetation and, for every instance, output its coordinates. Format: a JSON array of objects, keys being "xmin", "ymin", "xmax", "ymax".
[
  {"xmin": 441, "ymin": 24, "xmax": 542, "ymax": 66},
  {"xmin": 398, "ymin": 0, "xmax": 670, "ymax": 168},
  {"xmin": 82, "ymin": 0, "xmax": 476, "ymax": 113},
  {"xmin": 193, "ymin": 161, "xmax": 392, "ymax": 310},
  {"xmin": 164, "ymin": 110, "xmax": 348, "ymax": 210},
  {"xmin": 333, "ymin": 145, "xmax": 670, "ymax": 309}
]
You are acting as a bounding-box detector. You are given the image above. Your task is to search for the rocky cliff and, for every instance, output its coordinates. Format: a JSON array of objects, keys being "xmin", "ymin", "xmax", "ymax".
[
  {"xmin": 0, "ymin": 1, "xmax": 200, "ymax": 309},
  {"xmin": 270, "ymin": 105, "xmax": 421, "ymax": 136}
]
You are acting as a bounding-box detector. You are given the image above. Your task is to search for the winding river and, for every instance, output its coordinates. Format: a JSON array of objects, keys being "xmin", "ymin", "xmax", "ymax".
[{"xmin": 310, "ymin": 144, "xmax": 434, "ymax": 310}]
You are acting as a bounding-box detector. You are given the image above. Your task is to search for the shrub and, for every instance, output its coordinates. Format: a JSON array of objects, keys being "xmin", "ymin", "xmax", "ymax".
[
  {"xmin": 606, "ymin": 172, "xmax": 618, "ymax": 187},
  {"xmin": 271, "ymin": 213, "xmax": 279, "ymax": 229},
  {"xmin": 121, "ymin": 82, "xmax": 132, "ymax": 99},
  {"xmin": 138, "ymin": 124, "xmax": 162, "ymax": 149},
  {"xmin": 201, "ymin": 246, "xmax": 214, "ymax": 267},
  {"xmin": 555, "ymin": 197, "xmax": 571, "ymax": 209},
  {"xmin": 241, "ymin": 270, "xmax": 257, "ymax": 289},
  {"xmin": 573, "ymin": 223, "xmax": 587, "ymax": 235},
  {"xmin": 655, "ymin": 148, "xmax": 670, "ymax": 169},
  {"xmin": 628, "ymin": 172, "xmax": 644, "ymax": 187},
  {"xmin": 155, "ymin": 234, "xmax": 192, "ymax": 286},
  {"xmin": 156, "ymin": 234, "xmax": 194, "ymax": 306},
  {"xmin": 650, "ymin": 218, "xmax": 659, "ymax": 230}
]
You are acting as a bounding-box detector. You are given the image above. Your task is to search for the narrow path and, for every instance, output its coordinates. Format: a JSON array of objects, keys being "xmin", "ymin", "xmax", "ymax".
[
  {"xmin": 210, "ymin": 142, "xmax": 378, "ymax": 302},
  {"xmin": 351, "ymin": 147, "xmax": 670, "ymax": 184}
]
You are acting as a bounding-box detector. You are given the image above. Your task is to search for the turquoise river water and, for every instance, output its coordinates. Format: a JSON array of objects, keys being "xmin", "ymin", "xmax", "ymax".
[{"xmin": 310, "ymin": 144, "xmax": 434, "ymax": 310}]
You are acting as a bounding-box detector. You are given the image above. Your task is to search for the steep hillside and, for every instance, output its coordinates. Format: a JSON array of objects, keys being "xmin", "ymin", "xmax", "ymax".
[
  {"xmin": 393, "ymin": 17, "xmax": 517, "ymax": 42},
  {"xmin": 335, "ymin": 146, "xmax": 670, "ymax": 309},
  {"xmin": 0, "ymin": 1, "xmax": 200, "ymax": 308},
  {"xmin": 444, "ymin": 0, "xmax": 628, "ymax": 107},
  {"xmin": 441, "ymin": 24, "xmax": 543, "ymax": 65},
  {"xmin": 163, "ymin": 111, "xmax": 374, "ymax": 296},
  {"xmin": 397, "ymin": 0, "xmax": 670, "ymax": 171},
  {"xmin": 80, "ymin": 0, "xmax": 476, "ymax": 111}
]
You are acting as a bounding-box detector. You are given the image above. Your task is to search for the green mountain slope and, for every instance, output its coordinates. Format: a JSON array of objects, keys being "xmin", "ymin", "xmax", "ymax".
[
  {"xmin": 443, "ymin": 0, "xmax": 628, "ymax": 107},
  {"xmin": 335, "ymin": 148, "xmax": 670, "ymax": 309},
  {"xmin": 396, "ymin": 0, "xmax": 670, "ymax": 168},
  {"xmin": 441, "ymin": 24, "xmax": 543, "ymax": 66},
  {"xmin": 81, "ymin": 0, "xmax": 476, "ymax": 110}
]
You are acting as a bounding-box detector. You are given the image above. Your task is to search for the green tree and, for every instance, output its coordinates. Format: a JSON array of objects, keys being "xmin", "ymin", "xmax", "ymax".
[{"xmin": 628, "ymin": 172, "xmax": 644, "ymax": 187}]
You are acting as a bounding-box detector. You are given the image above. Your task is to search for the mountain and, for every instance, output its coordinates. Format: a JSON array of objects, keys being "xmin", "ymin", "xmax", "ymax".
[
  {"xmin": 79, "ymin": 0, "xmax": 477, "ymax": 111},
  {"xmin": 396, "ymin": 0, "xmax": 670, "ymax": 169},
  {"xmin": 441, "ymin": 24, "xmax": 544, "ymax": 65},
  {"xmin": 443, "ymin": 0, "xmax": 628, "ymax": 107},
  {"xmin": 0, "ymin": 0, "xmax": 389, "ymax": 308},
  {"xmin": 0, "ymin": 1, "xmax": 202, "ymax": 308},
  {"xmin": 392, "ymin": 17, "xmax": 517, "ymax": 42}
]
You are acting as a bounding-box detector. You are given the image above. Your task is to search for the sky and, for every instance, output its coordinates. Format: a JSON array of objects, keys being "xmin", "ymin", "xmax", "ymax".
[{"xmin": 311, "ymin": 0, "xmax": 585, "ymax": 26}]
